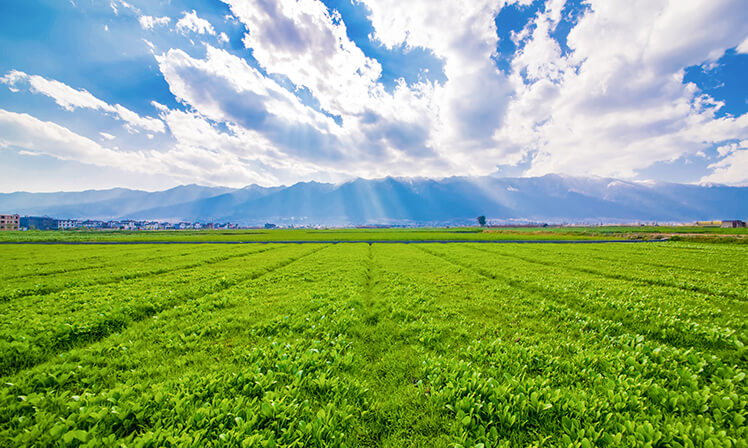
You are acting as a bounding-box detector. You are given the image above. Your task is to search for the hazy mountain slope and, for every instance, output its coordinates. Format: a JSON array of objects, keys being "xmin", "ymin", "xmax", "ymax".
[
  {"xmin": 0, "ymin": 185, "xmax": 235, "ymax": 219},
  {"xmin": 124, "ymin": 185, "xmax": 282, "ymax": 221},
  {"xmin": 2, "ymin": 175, "xmax": 746, "ymax": 225}
]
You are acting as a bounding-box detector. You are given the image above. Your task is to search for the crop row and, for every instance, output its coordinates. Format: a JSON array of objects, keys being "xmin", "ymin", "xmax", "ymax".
[
  {"xmin": 0, "ymin": 244, "xmax": 238, "ymax": 282},
  {"xmin": 419, "ymin": 244, "xmax": 746, "ymax": 361},
  {"xmin": 0, "ymin": 245, "xmax": 328, "ymax": 375},
  {"xmin": 0, "ymin": 244, "xmax": 272, "ymax": 302},
  {"xmin": 0, "ymin": 242, "xmax": 744, "ymax": 447},
  {"xmin": 369, "ymin": 245, "xmax": 746, "ymax": 446},
  {"xmin": 479, "ymin": 242, "xmax": 748, "ymax": 300},
  {"xmin": 0, "ymin": 244, "xmax": 369, "ymax": 447}
]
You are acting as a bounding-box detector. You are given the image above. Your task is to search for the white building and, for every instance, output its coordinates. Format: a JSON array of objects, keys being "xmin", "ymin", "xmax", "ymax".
[{"xmin": 58, "ymin": 219, "xmax": 79, "ymax": 230}]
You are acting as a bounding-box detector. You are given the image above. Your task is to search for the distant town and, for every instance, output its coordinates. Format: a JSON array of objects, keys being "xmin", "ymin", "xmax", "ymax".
[
  {"xmin": 0, "ymin": 214, "xmax": 242, "ymax": 231},
  {"xmin": 0, "ymin": 213, "xmax": 745, "ymax": 232}
]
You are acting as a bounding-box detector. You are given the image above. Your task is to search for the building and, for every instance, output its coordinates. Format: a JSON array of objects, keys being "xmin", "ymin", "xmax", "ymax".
[
  {"xmin": 695, "ymin": 220, "xmax": 722, "ymax": 227},
  {"xmin": 721, "ymin": 220, "xmax": 746, "ymax": 228},
  {"xmin": 58, "ymin": 219, "xmax": 79, "ymax": 230},
  {"xmin": 79, "ymin": 220, "xmax": 101, "ymax": 229},
  {"xmin": 0, "ymin": 214, "xmax": 20, "ymax": 231}
]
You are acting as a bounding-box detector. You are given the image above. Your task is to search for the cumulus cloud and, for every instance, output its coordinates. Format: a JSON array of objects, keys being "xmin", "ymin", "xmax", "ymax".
[
  {"xmin": 147, "ymin": 0, "xmax": 748, "ymax": 185},
  {"xmin": 494, "ymin": 0, "xmax": 748, "ymax": 180},
  {"xmin": 223, "ymin": 0, "xmax": 387, "ymax": 118},
  {"xmin": 361, "ymin": 0, "xmax": 513, "ymax": 154},
  {"xmin": 221, "ymin": 0, "xmax": 518, "ymax": 177},
  {"xmin": 176, "ymin": 10, "xmax": 216, "ymax": 35},
  {"xmin": 2, "ymin": 70, "xmax": 166, "ymax": 134},
  {"xmin": 157, "ymin": 46, "xmax": 342, "ymax": 160},
  {"xmin": 7, "ymin": 0, "xmax": 748, "ymax": 187},
  {"xmin": 138, "ymin": 15, "xmax": 170, "ymax": 30},
  {"xmin": 220, "ymin": 1, "xmax": 446, "ymax": 169},
  {"xmin": 156, "ymin": 45, "xmax": 440, "ymax": 175}
]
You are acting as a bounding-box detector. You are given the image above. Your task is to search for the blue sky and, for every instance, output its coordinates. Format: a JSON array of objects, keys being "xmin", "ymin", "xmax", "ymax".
[{"xmin": 0, "ymin": 0, "xmax": 747, "ymax": 192}]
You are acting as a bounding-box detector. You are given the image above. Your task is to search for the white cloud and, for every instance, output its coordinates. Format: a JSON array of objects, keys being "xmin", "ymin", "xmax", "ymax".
[
  {"xmin": 700, "ymin": 141, "xmax": 748, "ymax": 185},
  {"xmin": 2, "ymin": 70, "xmax": 166, "ymax": 134},
  {"xmin": 361, "ymin": 0, "xmax": 513, "ymax": 157},
  {"xmin": 143, "ymin": 39, "xmax": 156, "ymax": 53},
  {"xmin": 357, "ymin": 0, "xmax": 748, "ymax": 180},
  {"xmin": 0, "ymin": 108, "xmax": 278, "ymax": 188},
  {"xmin": 110, "ymin": 0, "xmax": 138, "ymax": 16},
  {"xmin": 0, "ymin": 109, "xmax": 164, "ymax": 173},
  {"xmin": 225, "ymin": 0, "xmax": 515, "ymax": 174},
  {"xmin": 3, "ymin": 70, "xmax": 110, "ymax": 111},
  {"xmin": 154, "ymin": 44, "xmax": 453, "ymax": 183},
  {"xmin": 113, "ymin": 104, "xmax": 165, "ymax": 134},
  {"xmin": 99, "ymin": 132, "xmax": 116, "ymax": 141},
  {"xmin": 151, "ymin": 100, "xmax": 168, "ymax": 112},
  {"xmin": 157, "ymin": 46, "xmax": 345, "ymax": 160},
  {"xmin": 138, "ymin": 15, "xmax": 170, "ymax": 31},
  {"xmin": 223, "ymin": 0, "xmax": 384, "ymax": 117},
  {"xmin": 7, "ymin": 0, "xmax": 748, "ymax": 188},
  {"xmin": 737, "ymin": 35, "xmax": 748, "ymax": 54},
  {"xmin": 219, "ymin": 0, "xmax": 452, "ymax": 175},
  {"xmin": 159, "ymin": 109, "xmax": 314, "ymax": 186},
  {"xmin": 151, "ymin": 0, "xmax": 747, "ymax": 185},
  {"xmin": 716, "ymin": 142, "xmax": 741, "ymax": 157},
  {"xmin": 493, "ymin": 0, "xmax": 748, "ymax": 179},
  {"xmin": 176, "ymin": 10, "xmax": 216, "ymax": 36}
]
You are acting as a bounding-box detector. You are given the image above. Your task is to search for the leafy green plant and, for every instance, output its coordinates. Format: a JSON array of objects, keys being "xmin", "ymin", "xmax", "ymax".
[{"xmin": 0, "ymin": 241, "xmax": 745, "ymax": 447}]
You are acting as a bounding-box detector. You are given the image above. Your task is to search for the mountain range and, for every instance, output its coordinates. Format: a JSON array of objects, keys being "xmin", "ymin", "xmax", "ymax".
[{"xmin": 1, "ymin": 175, "xmax": 746, "ymax": 225}]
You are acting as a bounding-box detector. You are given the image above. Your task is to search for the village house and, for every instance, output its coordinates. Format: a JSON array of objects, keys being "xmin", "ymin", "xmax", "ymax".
[
  {"xmin": 721, "ymin": 220, "xmax": 746, "ymax": 228},
  {"xmin": 0, "ymin": 214, "xmax": 20, "ymax": 231}
]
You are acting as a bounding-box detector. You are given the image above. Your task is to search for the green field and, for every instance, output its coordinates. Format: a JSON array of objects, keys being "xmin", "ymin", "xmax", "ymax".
[
  {"xmin": 0, "ymin": 225, "xmax": 745, "ymax": 244},
  {"xmin": 0, "ymin": 239, "xmax": 746, "ymax": 447},
  {"xmin": 0, "ymin": 227, "xmax": 605, "ymax": 243}
]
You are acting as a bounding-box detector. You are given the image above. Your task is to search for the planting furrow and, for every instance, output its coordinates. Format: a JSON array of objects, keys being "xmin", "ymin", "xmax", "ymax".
[
  {"xmin": 0, "ymin": 244, "xmax": 368, "ymax": 447},
  {"xmin": 415, "ymin": 245, "xmax": 744, "ymax": 361},
  {"xmin": 474, "ymin": 245, "xmax": 747, "ymax": 301},
  {"xmin": 0, "ymin": 241, "xmax": 744, "ymax": 447},
  {"xmin": 0, "ymin": 245, "xmax": 278, "ymax": 302},
  {"xmin": 464, "ymin": 245, "xmax": 742, "ymax": 305},
  {"xmin": 0, "ymin": 244, "xmax": 230, "ymax": 282},
  {"xmin": 0, "ymin": 244, "xmax": 329, "ymax": 377},
  {"xmin": 462, "ymin": 244, "xmax": 748, "ymax": 326}
]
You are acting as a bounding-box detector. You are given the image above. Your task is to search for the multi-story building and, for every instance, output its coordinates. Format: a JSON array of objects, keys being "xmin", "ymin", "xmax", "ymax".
[
  {"xmin": 0, "ymin": 214, "xmax": 20, "ymax": 231},
  {"xmin": 58, "ymin": 219, "xmax": 79, "ymax": 230}
]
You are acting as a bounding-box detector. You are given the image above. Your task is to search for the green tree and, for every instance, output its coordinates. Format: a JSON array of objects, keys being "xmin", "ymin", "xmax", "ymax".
[{"xmin": 477, "ymin": 215, "xmax": 486, "ymax": 227}]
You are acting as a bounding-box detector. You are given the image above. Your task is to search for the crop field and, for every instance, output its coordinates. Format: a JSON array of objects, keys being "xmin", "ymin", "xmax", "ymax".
[
  {"xmin": 0, "ymin": 240, "xmax": 746, "ymax": 447},
  {"xmin": 0, "ymin": 228, "xmax": 613, "ymax": 243},
  {"xmin": 0, "ymin": 225, "xmax": 745, "ymax": 245}
]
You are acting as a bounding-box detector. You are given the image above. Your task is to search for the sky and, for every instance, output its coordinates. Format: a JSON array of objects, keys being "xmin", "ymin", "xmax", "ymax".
[{"xmin": 0, "ymin": 0, "xmax": 747, "ymax": 192}]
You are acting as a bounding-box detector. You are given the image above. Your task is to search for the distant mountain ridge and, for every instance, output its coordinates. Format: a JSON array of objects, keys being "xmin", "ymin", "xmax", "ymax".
[{"xmin": 1, "ymin": 175, "xmax": 746, "ymax": 225}]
